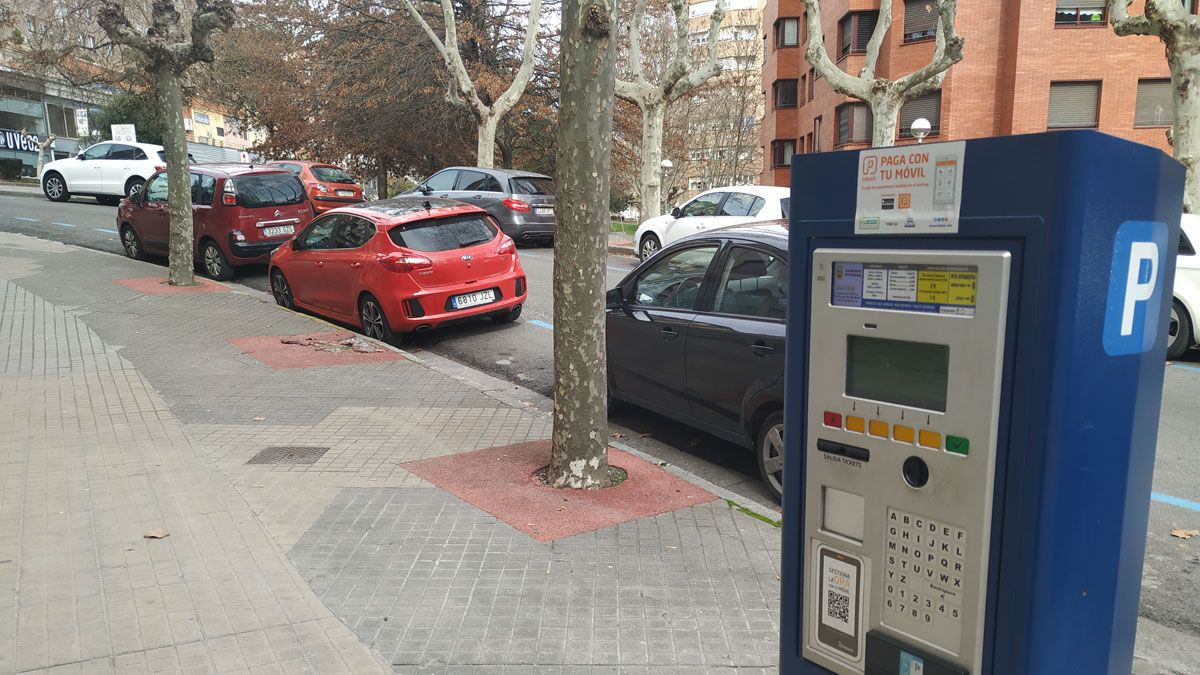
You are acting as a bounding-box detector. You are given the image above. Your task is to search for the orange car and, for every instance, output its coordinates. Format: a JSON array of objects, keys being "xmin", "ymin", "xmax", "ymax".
[{"xmin": 266, "ymin": 160, "xmax": 365, "ymax": 213}]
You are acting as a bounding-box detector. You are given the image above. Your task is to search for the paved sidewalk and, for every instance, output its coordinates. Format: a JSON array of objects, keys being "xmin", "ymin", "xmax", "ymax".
[{"xmin": 0, "ymin": 231, "xmax": 1196, "ymax": 674}]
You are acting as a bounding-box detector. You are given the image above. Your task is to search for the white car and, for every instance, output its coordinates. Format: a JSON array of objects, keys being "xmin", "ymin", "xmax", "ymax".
[
  {"xmin": 1169, "ymin": 214, "xmax": 1200, "ymax": 359},
  {"xmin": 40, "ymin": 140, "xmax": 166, "ymax": 206},
  {"xmin": 633, "ymin": 185, "xmax": 790, "ymax": 260}
]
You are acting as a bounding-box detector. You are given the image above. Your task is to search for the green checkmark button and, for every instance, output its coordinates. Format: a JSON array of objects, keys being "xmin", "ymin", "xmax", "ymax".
[{"xmin": 946, "ymin": 435, "xmax": 969, "ymax": 456}]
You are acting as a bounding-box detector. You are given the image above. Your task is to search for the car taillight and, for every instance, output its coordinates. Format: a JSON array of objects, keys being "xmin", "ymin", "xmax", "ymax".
[
  {"xmin": 497, "ymin": 235, "xmax": 515, "ymax": 255},
  {"xmin": 315, "ymin": 183, "xmax": 329, "ymax": 193},
  {"xmin": 222, "ymin": 180, "xmax": 237, "ymax": 206},
  {"xmin": 378, "ymin": 252, "xmax": 433, "ymax": 273},
  {"xmin": 154, "ymin": 165, "xmax": 166, "ymax": 172},
  {"xmin": 501, "ymin": 197, "xmax": 531, "ymax": 212}
]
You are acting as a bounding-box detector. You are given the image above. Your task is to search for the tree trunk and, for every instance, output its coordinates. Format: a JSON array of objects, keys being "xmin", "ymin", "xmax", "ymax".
[
  {"xmin": 477, "ymin": 114, "xmax": 498, "ymax": 168},
  {"xmin": 638, "ymin": 102, "xmax": 665, "ymax": 219},
  {"xmin": 870, "ymin": 96, "xmax": 901, "ymax": 148},
  {"xmin": 376, "ymin": 157, "xmax": 388, "ymax": 199},
  {"xmin": 1169, "ymin": 46, "xmax": 1200, "ymax": 214},
  {"xmin": 548, "ymin": 0, "xmax": 617, "ymax": 489},
  {"xmin": 156, "ymin": 64, "xmax": 194, "ymax": 286}
]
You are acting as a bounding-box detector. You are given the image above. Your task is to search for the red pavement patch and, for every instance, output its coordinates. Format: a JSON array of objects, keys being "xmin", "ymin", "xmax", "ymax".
[
  {"xmin": 229, "ymin": 331, "xmax": 403, "ymax": 370},
  {"xmin": 402, "ymin": 440, "xmax": 718, "ymax": 542},
  {"xmin": 113, "ymin": 276, "xmax": 230, "ymax": 294}
]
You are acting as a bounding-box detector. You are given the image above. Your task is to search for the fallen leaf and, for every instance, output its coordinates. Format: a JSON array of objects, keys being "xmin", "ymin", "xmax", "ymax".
[
  {"xmin": 611, "ymin": 432, "xmax": 626, "ymax": 439},
  {"xmin": 657, "ymin": 462, "xmax": 669, "ymax": 467},
  {"xmin": 639, "ymin": 432, "xmax": 653, "ymax": 438},
  {"xmin": 1170, "ymin": 528, "xmax": 1200, "ymax": 539},
  {"xmin": 143, "ymin": 529, "xmax": 170, "ymax": 539},
  {"xmin": 252, "ymin": 416, "xmax": 266, "ymax": 421}
]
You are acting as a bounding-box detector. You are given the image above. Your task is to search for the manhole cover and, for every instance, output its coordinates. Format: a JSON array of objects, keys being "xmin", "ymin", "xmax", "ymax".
[{"xmin": 247, "ymin": 446, "xmax": 330, "ymax": 465}]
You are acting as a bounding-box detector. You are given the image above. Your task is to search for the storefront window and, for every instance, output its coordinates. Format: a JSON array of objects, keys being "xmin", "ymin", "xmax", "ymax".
[
  {"xmin": 0, "ymin": 98, "xmax": 46, "ymax": 136},
  {"xmin": 46, "ymin": 103, "xmax": 80, "ymax": 138}
]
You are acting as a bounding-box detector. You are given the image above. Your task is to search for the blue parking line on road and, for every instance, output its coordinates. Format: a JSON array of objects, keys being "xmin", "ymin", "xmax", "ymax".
[
  {"xmin": 52, "ymin": 222, "xmax": 76, "ymax": 228},
  {"xmin": 1152, "ymin": 492, "xmax": 1200, "ymax": 513},
  {"xmin": 528, "ymin": 319, "xmax": 554, "ymax": 330},
  {"xmin": 1169, "ymin": 363, "xmax": 1200, "ymax": 373},
  {"xmin": 94, "ymin": 228, "xmax": 118, "ymax": 234},
  {"xmin": 12, "ymin": 216, "xmax": 37, "ymax": 222}
]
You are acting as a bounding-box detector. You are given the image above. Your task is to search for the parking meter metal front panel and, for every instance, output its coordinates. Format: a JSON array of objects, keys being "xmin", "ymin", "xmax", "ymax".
[{"xmin": 801, "ymin": 250, "xmax": 1010, "ymax": 675}]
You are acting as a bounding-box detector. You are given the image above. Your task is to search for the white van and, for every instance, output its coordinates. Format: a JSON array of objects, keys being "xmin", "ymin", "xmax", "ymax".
[{"xmin": 1168, "ymin": 214, "xmax": 1200, "ymax": 359}]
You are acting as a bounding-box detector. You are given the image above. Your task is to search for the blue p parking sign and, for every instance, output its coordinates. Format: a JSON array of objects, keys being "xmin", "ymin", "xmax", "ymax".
[{"xmin": 1104, "ymin": 220, "xmax": 1169, "ymax": 356}]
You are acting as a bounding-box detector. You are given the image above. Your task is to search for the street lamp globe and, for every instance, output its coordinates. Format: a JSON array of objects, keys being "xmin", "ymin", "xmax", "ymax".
[
  {"xmin": 910, "ymin": 118, "xmax": 932, "ymax": 143},
  {"xmin": 660, "ymin": 159, "xmax": 673, "ymax": 169}
]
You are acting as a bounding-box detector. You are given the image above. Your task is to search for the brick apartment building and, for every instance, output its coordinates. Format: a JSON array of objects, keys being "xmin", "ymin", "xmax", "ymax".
[{"xmin": 760, "ymin": 0, "xmax": 1184, "ymax": 187}]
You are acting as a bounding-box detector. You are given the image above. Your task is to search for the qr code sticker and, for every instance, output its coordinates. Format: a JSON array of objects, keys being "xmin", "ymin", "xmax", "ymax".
[{"xmin": 826, "ymin": 589, "xmax": 850, "ymax": 624}]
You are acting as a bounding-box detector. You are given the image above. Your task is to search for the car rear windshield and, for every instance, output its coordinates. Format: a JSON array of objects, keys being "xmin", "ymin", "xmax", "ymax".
[
  {"xmin": 510, "ymin": 177, "xmax": 555, "ymax": 196},
  {"xmin": 389, "ymin": 215, "xmax": 497, "ymax": 252},
  {"xmin": 780, "ymin": 198, "xmax": 790, "ymax": 217},
  {"xmin": 157, "ymin": 151, "xmax": 166, "ymax": 162},
  {"xmin": 311, "ymin": 166, "xmax": 355, "ymax": 184},
  {"xmin": 232, "ymin": 174, "xmax": 307, "ymax": 208}
]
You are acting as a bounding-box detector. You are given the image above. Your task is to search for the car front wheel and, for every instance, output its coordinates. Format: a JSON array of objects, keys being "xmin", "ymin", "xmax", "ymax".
[
  {"xmin": 1167, "ymin": 299, "xmax": 1192, "ymax": 360},
  {"xmin": 639, "ymin": 233, "xmax": 661, "ymax": 261},
  {"xmin": 43, "ymin": 172, "xmax": 69, "ymax": 202},
  {"xmin": 756, "ymin": 412, "xmax": 784, "ymax": 501}
]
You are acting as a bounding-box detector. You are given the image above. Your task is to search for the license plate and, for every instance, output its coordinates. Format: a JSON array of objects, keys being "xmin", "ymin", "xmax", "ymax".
[
  {"xmin": 451, "ymin": 289, "xmax": 496, "ymax": 310},
  {"xmin": 336, "ymin": 189, "xmax": 354, "ymax": 197},
  {"xmin": 534, "ymin": 207, "xmax": 553, "ymax": 216},
  {"xmin": 262, "ymin": 225, "xmax": 294, "ymax": 238}
]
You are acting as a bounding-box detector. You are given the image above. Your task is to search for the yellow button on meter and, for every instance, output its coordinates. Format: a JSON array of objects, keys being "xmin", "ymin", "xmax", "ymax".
[
  {"xmin": 919, "ymin": 430, "xmax": 942, "ymax": 450},
  {"xmin": 892, "ymin": 425, "xmax": 915, "ymax": 444},
  {"xmin": 869, "ymin": 420, "xmax": 889, "ymax": 438},
  {"xmin": 846, "ymin": 416, "xmax": 866, "ymax": 433}
]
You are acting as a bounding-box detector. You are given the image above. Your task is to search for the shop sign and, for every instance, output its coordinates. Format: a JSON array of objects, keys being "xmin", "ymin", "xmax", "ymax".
[{"xmin": 0, "ymin": 129, "xmax": 40, "ymax": 153}]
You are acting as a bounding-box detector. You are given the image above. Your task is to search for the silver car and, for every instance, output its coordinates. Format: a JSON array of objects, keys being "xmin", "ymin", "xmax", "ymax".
[{"xmin": 415, "ymin": 167, "xmax": 556, "ymax": 245}]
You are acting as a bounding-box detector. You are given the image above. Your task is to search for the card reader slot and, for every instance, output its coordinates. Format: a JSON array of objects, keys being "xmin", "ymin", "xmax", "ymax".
[{"xmin": 817, "ymin": 438, "xmax": 870, "ymax": 462}]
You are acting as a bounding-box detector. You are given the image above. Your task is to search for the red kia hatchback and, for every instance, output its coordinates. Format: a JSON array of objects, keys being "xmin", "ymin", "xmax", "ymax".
[
  {"xmin": 269, "ymin": 197, "xmax": 527, "ymax": 342},
  {"xmin": 117, "ymin": 164, "xmax": 313, "ymax": 280}
]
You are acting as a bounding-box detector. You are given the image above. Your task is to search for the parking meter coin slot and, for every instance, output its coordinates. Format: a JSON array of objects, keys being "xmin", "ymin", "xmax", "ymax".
[
  {"xmin": 818, "ymin": 438, "xmax": 871, "ymax": 462},
  {"xmin": 902, "ymin": 456, "xmax": 930, "ymax": 488}
]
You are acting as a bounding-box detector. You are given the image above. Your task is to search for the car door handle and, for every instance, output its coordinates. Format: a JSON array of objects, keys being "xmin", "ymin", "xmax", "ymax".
[
  {"xmin": 471, "ymin": 195, "xmax": 482, "ymax": 200},
  {"xmin": 350, "ymin": 262, "xmax": 362, "ymax": 268},
  {"xmin": 316, "ymin": 261, "xmax": 325, "ymax": 267},
  {"xmin": 750, "ymin": 341, "xmax": 774, "ymax": 355},
  {"xmin": 660, "ymin": 327, "xmax": 680, "ymax": 341}
]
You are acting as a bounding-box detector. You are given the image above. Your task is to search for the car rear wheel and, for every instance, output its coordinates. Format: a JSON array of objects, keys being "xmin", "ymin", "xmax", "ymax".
[
  {"xmin": 271, "ymin": 269, "xmax": 294, "ymax": 309},
  {"xmin": 1167, "ymin": 299, "xmax": 1192, "ymax": 360},
  {"xmin": 359, "ymin": 294, "xmax": 395, "ymax": 344},
  {"xmin": 120, "ymin": 225, "xmax": 144, "ymax": 261},
  {"xmin": 43, "ymin": 172, "xmax": 69, "ymax": 202},
  {"xmin": 756, "ymin": 412, "xmax": 784, "ymax": 501},
  {"xmin": 491, "ymin": 305, "xmax": 523, "ymax": 324},
  {"xmin": 125, "ymin": 177, "xmax": 146, "ymax": 199},
  {"xmin": 200, "ymin": 240, "xmax": 235, "ymax": 281},
  {"xmin": 639, "ymin": 233, "xmax": 660, "ymax": 260}
]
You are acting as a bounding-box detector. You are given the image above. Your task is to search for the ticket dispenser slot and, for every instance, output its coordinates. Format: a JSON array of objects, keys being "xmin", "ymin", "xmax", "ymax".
[{"xmin": 802, "ymin": 249, "xmax": 1010, "ymax": 675}]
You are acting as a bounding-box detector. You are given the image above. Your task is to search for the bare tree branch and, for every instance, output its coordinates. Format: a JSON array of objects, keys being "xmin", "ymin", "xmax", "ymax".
[{"xmin": 861, "ymin": 0, "xmax": 892, "ymax": 80}]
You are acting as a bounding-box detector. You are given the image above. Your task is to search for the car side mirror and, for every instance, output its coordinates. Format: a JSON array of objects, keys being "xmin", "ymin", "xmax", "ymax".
[
  {"xmin": 291, "ymin": 239, "xmax": 303, "ymax": 251},
  {"xmin": 418, "ymin": 184, "xmax": 432, "ymax": 196},
  {"xmin": 76, "ymin": 152, "xmax": 86, "ymax": 160},
  {"xmin": 670, "ymin": 206, "xmax": 682, "ymax": 218},
  {"xmin": 605, "ymin": 287, "xmax": 626, "ymax": 310}
]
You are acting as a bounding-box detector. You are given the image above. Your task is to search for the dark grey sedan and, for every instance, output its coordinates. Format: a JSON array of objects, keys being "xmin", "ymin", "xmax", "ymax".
[
  {"xmin": 415, "ymin": 166, "xmax": 556, "ymax": 244},
  {"xmin": 606, "ymin": 221, "xmax": 788, "ymax": 499}
]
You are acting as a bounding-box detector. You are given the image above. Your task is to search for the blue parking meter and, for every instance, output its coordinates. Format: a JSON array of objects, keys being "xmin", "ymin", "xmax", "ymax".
[{"xmin": 780, "ymin": 131, "xmax": 1183, "ymax": 675}]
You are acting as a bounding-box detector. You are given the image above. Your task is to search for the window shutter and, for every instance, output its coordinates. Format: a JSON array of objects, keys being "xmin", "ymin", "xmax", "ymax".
[
  {"xmin": 1135, "ymin": 79, "xmax": 1174, "ymax": 126},
  {"xmin": 838, "ymin": 107, "xmax": 851, "ymax": 144},
  {"xmin": 1055, "ymin": 0, "xmax": 1105, "ymax": 7},
  {"xmin": 900, "ymin": 91, "xmax": 942, "ymax": 135},
  {"xmin": 903, "ymin": 1, "xmax": 938, "ymax": 37},
  {"xmin": 1048, "ymin": 82, "xmax": 1100, "ymax": 128},
  {"xmin": 856, "ymin": 13, "xmax": 878, "ymax": 49},
  {"xmin": 852, "ymin": 105, "xmax": 872, "ymax": 142}
]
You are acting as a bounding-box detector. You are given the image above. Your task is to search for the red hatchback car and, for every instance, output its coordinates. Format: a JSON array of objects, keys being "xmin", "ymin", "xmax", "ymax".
[
  {"xmin": 117, "ymin": 164, "xmax": 313, "ymax": 280},
  {"xmin": 266, "ymin": 160, "xmax": 365, "ymax": 213},
  {"xmin": 269, "ymin": 197, "xmax": 527, "ymax": 342}
]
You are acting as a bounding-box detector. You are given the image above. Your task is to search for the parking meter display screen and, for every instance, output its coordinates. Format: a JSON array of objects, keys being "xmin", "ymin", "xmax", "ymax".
[{"xmin": 845, "ymin": 336, "xmax": 949, "ymax": 411}]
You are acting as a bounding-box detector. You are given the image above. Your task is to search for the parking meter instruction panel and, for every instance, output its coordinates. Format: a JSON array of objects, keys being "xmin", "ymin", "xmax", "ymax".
[{"xmin": 803, "ymin": 249, "xmax": 1010, "ymax": 675}]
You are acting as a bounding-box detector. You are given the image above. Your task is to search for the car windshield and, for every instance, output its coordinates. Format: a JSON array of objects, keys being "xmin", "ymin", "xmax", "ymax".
[
  {"xmin": 311, "ymin": 166, "xmax": 355, "ymax": 184},
  {"xmin": 389, "ymin": 215, "xmax": 497, "ymax": 252},
  {"xmin": 510, "ymin": 177, "xmax": 555, "ymax": 196},
  {"xmin": 232, "ymin": 174, "xmax": 306, "ymax": 208}
]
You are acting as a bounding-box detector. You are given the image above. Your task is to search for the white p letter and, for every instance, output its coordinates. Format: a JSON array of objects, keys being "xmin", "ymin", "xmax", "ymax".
[{"xmin": 1122, "ymin": 242, "xmax": 1159, "ymax": 336}]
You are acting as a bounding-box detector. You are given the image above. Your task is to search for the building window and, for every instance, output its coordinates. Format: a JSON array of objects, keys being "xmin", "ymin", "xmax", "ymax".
[
  {"xmin": 805, "ymin": 132, "xmax": 814, "ymax": 154},
  {"xmin": 799, "ymin": 75, "xmax": 807, "ymax": 106},
  {"xmin": 808, "ymin": 68, "xmax": 816, "ymax": 100},
  {"xmin": 839, "ymin": 12, "xmax": 879, "ymax": 58},
  {"xmin": 1135, "ymin": 79, "xmax": 1174, "ymax": 127},
  {"xmin": 45, "ymin": 103, "xmax": 80, "ymax": 138},
  {"xmin": 899, "ymin": 90, "xmax": 942, "ymax": 137},
  {"xmin": 836, "ymin": 103, "xmax": 872, "ymax": 146},
  {"xmin": 772, "ymin": 139, "xmax": 797, "ymax": 167},
  {"xmin": 813, "ymin": 116, "xmax": 823, "ymax": 152},
  {"xmin": 1055, "ymin": 1, "xmax": 1106, "ymax": 26},
  {"xmin": 193, "ymin": 111, "xmax": 210, "ymax": 125},
  {"xmin": 216, "ymin": 127, "xmax": 225, "ymax": 137},
  {"xmin": 773, "ymin": 79, "xmax": 799, "ymax": 109},
  {"xmin": 903, "ymin": 0, "xmax": 938, "ymax": 42},
  {"xmin": 1047, "ymin": 81, "xmax": 1101, "ymax": 128},
  {"xmin": 776, "ymin": 17, "xmax": 800, "ymax": 48}
]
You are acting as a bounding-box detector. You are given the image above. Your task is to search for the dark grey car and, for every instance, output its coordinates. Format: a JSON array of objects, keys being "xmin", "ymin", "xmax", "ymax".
[
  {"xmin": 605, "ymin": 221, "xmax": 788, "ymax": 500},
  {"xmin": 415, "ymin": 167, "xmax": 556, "ymax": 244}
]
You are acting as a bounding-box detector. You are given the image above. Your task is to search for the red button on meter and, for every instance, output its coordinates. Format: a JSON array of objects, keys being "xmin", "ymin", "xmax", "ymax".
[{"xmin": 823, "ymin": 411, "xmax": 842, "ymax": 428}]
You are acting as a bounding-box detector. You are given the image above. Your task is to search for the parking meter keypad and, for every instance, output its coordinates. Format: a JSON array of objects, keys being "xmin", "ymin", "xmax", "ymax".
[{"xmin": 884, "ymin": 508, "xmax": 966, "ymax": 647}]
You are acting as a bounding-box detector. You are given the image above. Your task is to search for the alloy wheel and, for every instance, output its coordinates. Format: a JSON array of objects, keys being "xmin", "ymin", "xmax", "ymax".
[
  {"xmin": 1169, "ymin": 305, "xmax": 1181, "ymax": 346},
  {"xmin": 760, "ymin": 423, "xmax": 784, "ymax": 496},
  {"xmin": 122, "ymin": 228, "xmax": 139, "ymax": 259},
  {"xmin": 361, "ymin": 299, "xmax": 386, "ymax": 340},
  {"xmin": 271, "ymin": 271, "xmax": 293, "ymax": 308},
  {"xmin": 203, "ymin": 244, "xmax": 223, "ymax": 278},
  {"xmin": 640, "ymin": 236, "xmax": 659, "ymax": 260},
  {"xmin": 45, "ymin": 177, "xmax": 64, "ymax": 199},
  {"xmin": 127, "ymin": 181, "xmax": 144, "ymax": 198}
]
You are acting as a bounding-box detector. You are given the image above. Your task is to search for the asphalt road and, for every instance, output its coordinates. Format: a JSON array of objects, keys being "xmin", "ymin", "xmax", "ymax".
[{"xmin": 2, "ymin": 189, "xmax": 1199, "ymax": 642}]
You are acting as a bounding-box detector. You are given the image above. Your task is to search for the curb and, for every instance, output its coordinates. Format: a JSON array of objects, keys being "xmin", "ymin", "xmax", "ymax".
[
  {"xmin": 0, "ymin": 186, "xmax": 41, "ymax": 198},
  {"xmin": 608, "ymin": 243, "xmax": 637, "ymax": 258}
]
